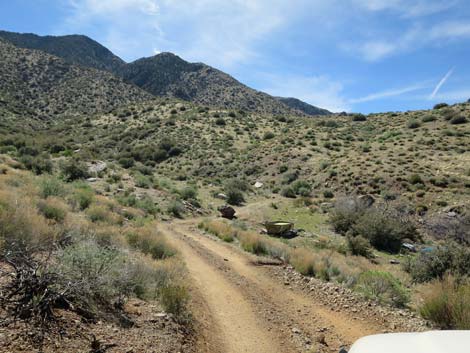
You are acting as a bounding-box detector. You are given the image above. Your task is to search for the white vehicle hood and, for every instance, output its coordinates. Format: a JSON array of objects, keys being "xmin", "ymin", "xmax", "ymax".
[{"xmin": 348, "ymin": 331, "xmax": 470, "ymax": 353}]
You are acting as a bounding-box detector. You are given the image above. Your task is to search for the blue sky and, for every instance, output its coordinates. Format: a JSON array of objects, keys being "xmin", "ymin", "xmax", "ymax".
[{"xmin": 2, "ymin": 0, "xmax": 470, "ymax": 113}]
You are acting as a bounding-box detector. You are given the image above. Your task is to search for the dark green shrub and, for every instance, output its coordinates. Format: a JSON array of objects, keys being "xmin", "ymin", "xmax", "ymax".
[
  {"xmin": 434, "ymin": 103, "xmax": 448, "ymax": 109},
  {"xmin": 353, "ymin": 209, "xmax": 416, "ymax": 253},
  {"xmin": 119, "ymin": 157, "xmax": 135, "ymax": 169},
  {"xmin": 352, "ymin": 114, "xmax": 367, "ymax": 122},
  {"xmin": 407, "ymin": 119, "xmax": 421, "ymax": 129},
  {"xmin": 263, "ymin": 131, "xmax": 275, "ymax": 140},
  {"xmin": 450, "ymin": 116, "xmax": 468, "ymax": 125},
  {"xmin": 61, "ymin": 160, "xmax": 89, "ymax": 181},
  {"xmin": 407, "ymin": 245, "xmax": 470, "ymax": 283},
  {"xmin": 281, "ymin": 186, "xmax": 296, "ymax": 198}
]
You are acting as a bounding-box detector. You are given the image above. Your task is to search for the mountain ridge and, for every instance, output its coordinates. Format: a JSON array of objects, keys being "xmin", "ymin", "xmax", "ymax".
[{"xmin": 0, "ymin": 30, "xmax": 330, "ymax": 116}]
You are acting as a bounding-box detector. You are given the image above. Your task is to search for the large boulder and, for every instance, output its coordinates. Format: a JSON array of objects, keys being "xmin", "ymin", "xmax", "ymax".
[{"xmin": 218, "ymin": 205, "xmax": 236, "ymax": 220}]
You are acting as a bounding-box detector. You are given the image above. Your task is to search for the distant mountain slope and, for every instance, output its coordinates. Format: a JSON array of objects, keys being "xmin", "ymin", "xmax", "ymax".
[
  {"xmin": 0, "ymin": 38, "xmax": 151, "ymax": 121},
  {"xmin": 0, "ymin": 30, "xmax": 331, "ymax": 116},
  {"xmin": 119, "ymin": 53, "xmax": 330, "ymax": 116},
  {"xmin": 0, "ymin": 30, "xmax": 125, "ymax": 72},
  {"xmin": 276, "ymin": 97, "xmax": 330, "ymax": 116}
]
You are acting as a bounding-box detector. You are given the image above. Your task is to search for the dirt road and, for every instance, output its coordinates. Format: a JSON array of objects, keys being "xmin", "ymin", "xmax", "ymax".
[{"xmin": 160, "ymin": 221, "xmax": 388, "ymax": 353}]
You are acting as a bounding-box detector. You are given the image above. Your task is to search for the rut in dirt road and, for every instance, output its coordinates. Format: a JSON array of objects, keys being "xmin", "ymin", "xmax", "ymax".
[
  {"xmin": 162, "ymin": 224, "xmax": 290, "ymax": 353},
  {"xmin": 161, "ymin": 222, "xmax": 386, "ymax": 353}
]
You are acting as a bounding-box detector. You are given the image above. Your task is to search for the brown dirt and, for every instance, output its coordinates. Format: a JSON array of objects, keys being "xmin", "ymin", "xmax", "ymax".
[{"xmin": 161, "ymin": 220, "xmax": 423, "ymax": 353}]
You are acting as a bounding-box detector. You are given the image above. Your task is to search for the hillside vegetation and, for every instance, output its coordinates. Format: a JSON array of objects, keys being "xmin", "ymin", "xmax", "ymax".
[{"xmin": 0, "ymin": 38, "xmax": 151, "ymax": 122}]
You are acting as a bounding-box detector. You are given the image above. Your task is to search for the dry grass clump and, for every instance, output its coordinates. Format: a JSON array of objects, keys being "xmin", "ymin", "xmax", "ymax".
[
  {"xmin": 125, "ymin": 225, "xmax": 176, "ymax": 260},
  {"xmin": 419, "ymin": 276, "xmax": 470, "ymax": 329},
  {"xmin": 198, "ymin": 219, "xmax": 236, "ymax": 242}
]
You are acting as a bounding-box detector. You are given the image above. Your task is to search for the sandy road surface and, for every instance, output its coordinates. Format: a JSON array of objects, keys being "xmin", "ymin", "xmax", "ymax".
[{"xmin": 161, "ymin": 221, "xmax": 386, "ymax": 353}]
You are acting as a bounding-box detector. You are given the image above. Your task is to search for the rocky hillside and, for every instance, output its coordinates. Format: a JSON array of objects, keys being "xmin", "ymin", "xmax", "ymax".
[
  {"xmin": 0, "ymin": 30, "xmax": 125, "ymax": 72},
  {"xmin": 119, "ymin": 52, "xmax": 330, "ymax": 116},
  {"xmin": 0, "ymin": 38, "xmax": 151, "ymax": 121},
  {"xmin": 0, "ymin": 30, "xmax": 330, "ymax": 116},
  {"xmin": 276, "ymin": 97, "xmax": 331, "ymax": 116}
]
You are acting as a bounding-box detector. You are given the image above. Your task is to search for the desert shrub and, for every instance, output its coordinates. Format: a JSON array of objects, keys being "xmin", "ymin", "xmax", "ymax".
[
  {"xmin": 291, "ymin": 180, "xmax": 312, "ymax": 196},
  {"xmin": 61, "ymin": 159, "xmax": 88, "ymax": 181},
  {"xmin": 434, "ymin": 103, "xmax": 448, "ymax": 109},
  {"xmin": 20, "ymin": 155, "xmax": 53, "ymax": 175},
  {"xmin": 238, "ymin": 231, "xmax": 268, "ymax": 255},
  {"xmin": 215, "ymin": 117, "xmax": 226, "ymax": 126},
  {"xmin": 331, "ymin": 197, "xmax": 417, "ymax": 253},
  {"xmin": 352, "ymin": 114, "xmax": 367, "ymax": 122},
  {"xmin": 119, "ymin": 157, "xmax": 135, "ymax": 169},
  {"xmin": 126, "ymin": 227, "xmax": 176, "ymax": 260},
  {"xmin": 407, "ymin": 119, "xmax": 421, "ymax": 129},
  {"xmin": 281, "ymin": 186, "xmax": 296, "ymax": 198},
  {"xmin": 135, "ymin": 173, "xmax": 152, "ymax": 189},
  {"xmin": 86, "ymin": 204, "xmax": 121, "ymax": 224},
  {"xmin": 330, "ymin": 197, "xmax": 367, "ymax": 234},
  {"xmin": 179, "ymin": 186, "xmax": 198, "ymax": 200},
  {"xmin": 53, "ymin": 241, "xmax": 152, "ymax": 317},
  {"xmin": 167, "ymin": 200, "xmax": 185, "ymax": 218},
  {"xmin": 450, "ymin": 116, "xmax": 468, "ymax": 125},
  {"xmin": 159, "ymin": 285, "xmax": 190, "ymax": 322},
  {"xmin": 263, "ymin": 131, "xmax": 275, "ymax": 140},
  {"xmin": 199, "ymin": 220, "xmax": 235, "ymax": 242},
  {"xmin": 323, "ymin": 190, "xmax": 334, "ymax": 198},
  {"xmin": 38, "ymin": 176, "xmax": 65, "ymax": 198},
  {"xmin": 407, "ymin": 245, "xmax": 470, "ymax": 283},
  {"xmin": 419, "ymin": 276, "xmax": 470, "ymax": 329},
  {"xmin": 0, "ymin": 198, "xmax": 54, "ymax": 255},
  {"xmin": 72, "ymin": 187, "xmax": 94, "ymax": 210},
  {"xmin": 353, "ymin": 209, "xmax": 416, "ymax": 253},
  {"xmin": 355, "ymin": 271, "xmax": 409, "ymax": 307},
  {"xmin": 408, "ymin": 173, "xmax": 423, "ymax": 185},
  {"xmin": 37, "ymin": 198, "xmax": 67, "ymax": 223},
  {"xmin": 347, "ymin": 235, "xmax": 373, "ymax": 258},
  {"xmin": 290, "ymin": 249, "xmax": 317, "ymax": 276},
  {"xmin": 225, "ymin": 187, "xmax": 245, "ymax": 206},
  {"xmin": 422, "ymin": 115, "xmax": 436, "ymax": 123}
]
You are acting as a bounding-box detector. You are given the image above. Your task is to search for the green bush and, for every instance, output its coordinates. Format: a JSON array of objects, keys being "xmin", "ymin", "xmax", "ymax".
[
  {"xmin": 39, "ymin": 176, "xmax": 65, "ymax": 198},
  {"xmin": 352, "ymin": 114, "xmax": 367, "ymax": 122},
  {"xmin": 355, "ymin": 270, "xmax": 409, "ymax": 308},
  {"xmin": 353, "ymin": 209, "xmax": 416, "ymax": 253},
  {"xmin": 226, "ymin": 187, "xmax": 245, "ymax": 206},
  {"xmin": 61, "ymin": 160, "xmax": 88, "ymax": 181},
  {"xmin": 407, "ymin": 245, "xmax": 470, "ymax": 283},
  {"xmin": 179, "ymin": 186, "xmax": 198, "ymax": 200},
  {"xmin": 167, "ymin": 200, "xmax": 185, "ymax": 218},
  {"xmin": 281, "ymin": 186, "xmax": 296, "ymax": 198},
  {"xmin": 263, "ymin": 131, "xmax": 275, "ymax": 140},
  {"xmin": 407, "ymin": 119, "xmax": 421, "ymax": 129},
  {"xmin": 347, "ymin": 235, "xmax": 373, "ymax": 258},
  {"xmin": 434, "ymin": 103, "xmax": 448, "ymax": 109},
  {"xmin": 450, "ymin": 116, "xmax": 468, "ymax": 125},
  {"xmin": 37, "ymin": 199, "xmax": 67, "ymax": 223},
  {"xmin": 72, "ymin": 187, "xmax": 94, "ymax": 210}
]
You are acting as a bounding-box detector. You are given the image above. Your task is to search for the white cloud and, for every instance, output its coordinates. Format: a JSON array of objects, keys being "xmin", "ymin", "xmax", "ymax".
[
  {"xmin": 429, "ymin": 68, "xmax": 454, "ymax": 99},
  {"xmin": 350, "ymin": 20, "xmax": 470, "ymax": 61},
  {"xmin": 262, "ymin": 74, "xmax": 350, "ymax": 113},
  {"xmin": 431, "ymin": 89, "xmax": 470, "ymax": 101},
  {"xmin": 60, "ymin": 0, "xmax": 311, "ymax": 68},
  {"xmin": 354, "ymin": 0, "xmax": 457, "ymax": 18},
  {"xmin": 350, "ymin": 82, "xmax": 430, "ymax": 104}
]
